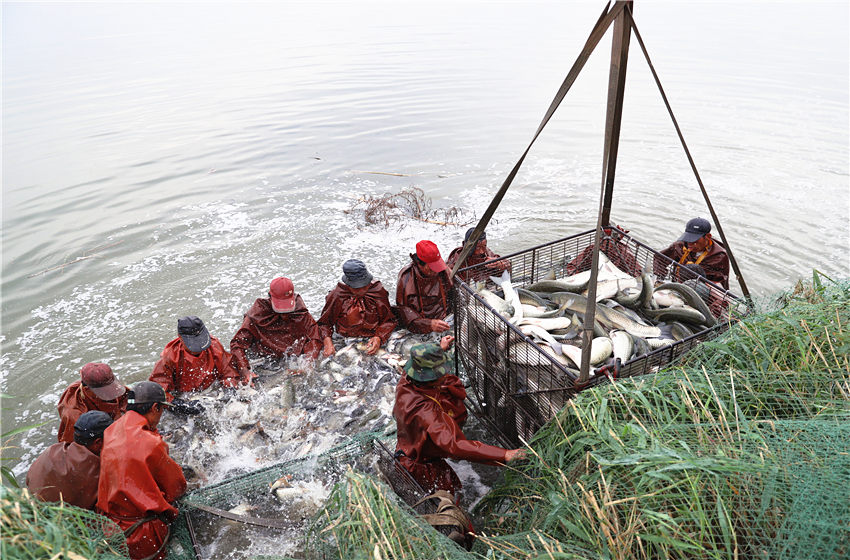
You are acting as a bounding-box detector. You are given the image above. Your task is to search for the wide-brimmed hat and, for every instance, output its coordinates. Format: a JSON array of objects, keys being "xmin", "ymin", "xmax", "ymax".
[
  {"xmin": 177, "ymin": 316, "xmax": 211, "ymax": 354},
  {"xmin": 80, "ymin": 363, "xmax": 125, "ymax": 401},
  {"xmin": 341, "ymin": 259, "xmax": 373, "ymax": 289},
  {"xmin": 415, "ymin": 240, "xmax": 447, "ymax": 273},
  {"xmin": 127, "ymin": 381, "xmax": 171, "ymax": 407},
  {"xmin": 678, "ymin": 217, "xmax": 711, "ymax": 243},
  {"xmin": 269, "ymin": 277, "xmax": 297, "ymax": 313},
  {"xmin": 403, "ymin": 343, "xmax": 454, "ymax": 383},
  {"xmin": 73, "ymin": 411, "xmax": 113, "ymax": 445}
]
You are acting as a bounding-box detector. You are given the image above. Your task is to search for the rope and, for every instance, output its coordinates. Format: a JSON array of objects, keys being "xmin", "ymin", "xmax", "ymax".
[
  {"xmin": 626, "ymin": 4, "xmax": 752, "ymax": 301},
  {"xmin": 449, "ymin": 1, "xmax": 623, "ymax": 279}
]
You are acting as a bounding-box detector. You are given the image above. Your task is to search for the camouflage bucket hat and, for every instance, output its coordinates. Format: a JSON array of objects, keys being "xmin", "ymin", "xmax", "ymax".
[{"xmin": 404, "ymin": 343, "xmax": 454, "ymax": 383}]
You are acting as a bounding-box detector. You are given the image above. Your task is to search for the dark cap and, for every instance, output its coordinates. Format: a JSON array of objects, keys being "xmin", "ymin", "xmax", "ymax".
[
  {"xmin": 464, "ymin": 228, "xmax": 486, "ymax": 243},
  {"xmin": 269, "ymin": 277, "xmax": 297, "ymax": 313},
  {"xmin": 341, "ymin": 259, "xmax": 373, "ymax": 289},
  {"xmin": 127, "ymin": 381, "xmax": 171, "ymax": 407},
  {"xmin": 403, "ymin": 343, "xmax": 454, "ymax": 383},
  {"xmin": 80, "ymin": 363, "xmax": 125, "ymax": 401},
  {"xmin": 678, "ymin": 217, "xmax": 711, "ymax": 243},
  {"xmin": 73, "ymin": 411, "xmax": 113, "ymax": 445},
  {"xmin": 177, "ymin": 316, "xmax": 211, "ymax": 354}
]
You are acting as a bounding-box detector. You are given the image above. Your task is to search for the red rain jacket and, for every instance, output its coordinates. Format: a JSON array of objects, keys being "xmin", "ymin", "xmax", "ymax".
[
  {"xmin": 565, "ymin": 237, "xmax": 641, "ymax": 277},
  {"xmin": 56, "ymin": 381, "xmax": 127, "ymax": 444},
  {"xmin": 149, "ymin": 336, "xmax": 241, "ymax": 399},
  {"xmin": 655, "ymin": 239, "xmax": 730, "ymax": 289},
  {"xmin": 395, "ymin": 256, "xmax": 454, "ymax": 333},
  {"xmin": 230, "ymin": 296, "xmax": 323, "ymax": 374},
  {"xmin": 445, "ymin": 245, "xmax": 511, "ymax": 283},
  {"xmin": 26, "ymin": 442, "xmax": 101, "ymax": 509},
  {"xmin": 97, "ymin": 411, "xmax": 186, "ymax": 560},
  {"xmin": 393, "ymin": 374, "xmax": 507, "ymax": 493},
  {"xmin": 317, "ymin": 281, "xmax": 397, "ymax": 343}
]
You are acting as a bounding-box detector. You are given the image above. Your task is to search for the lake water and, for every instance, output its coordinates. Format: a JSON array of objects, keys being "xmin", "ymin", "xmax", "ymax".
[{"xmin": 2, "ymin": 1, "xmax": 848, "ymax": 477}]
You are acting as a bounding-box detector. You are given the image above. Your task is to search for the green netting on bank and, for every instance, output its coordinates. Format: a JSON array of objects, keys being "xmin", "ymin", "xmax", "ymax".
[{"xmin": 0, "ymin": 486, "xmax": 130, "ymax": 559}]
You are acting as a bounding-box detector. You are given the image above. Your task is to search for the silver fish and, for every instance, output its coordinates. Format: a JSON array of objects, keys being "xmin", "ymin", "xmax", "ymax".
[
  {"xmin": 477, "ymin": 288, "xmax": 515, "ymax": 317},
  {"xmin": 490, "ymin": 270, "xmax": 523, "ymax": 323},
  {"xmin": 609, "ymin": 330, "xmax": 634, "ymax": 364},
  {"xmin": 644, "ymin": 305, "xmax": 708, "ymax": 325},
  {"xmin": 515, "ymin": 316, "xmax": 574, "ymax": 331},
  {"xmin": 560, "ymin": 337, "xmax": 613, "ymax": 368},
  {"xmin": 654, "ymin": 281, "xmax": 717, "ymax": 327},
  {"xmin": 548, "ymin": 292, "xmax": 662, "ymax": 339}
]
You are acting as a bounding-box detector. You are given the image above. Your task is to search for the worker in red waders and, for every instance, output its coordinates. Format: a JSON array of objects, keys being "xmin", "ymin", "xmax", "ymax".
[
  {"xmin": 395, "ymin": 240, "xmax": 454, "ymax": 334},
  {"xmin": 149, "ymin": 315, "xmax": 242, "ymax": 414},
  {"xmin": 445, "ymin": 228, "xmax": 511, "ymax": 283},
  {"xmin": 230, "ymin": 276, "xmax": 324, "ymax": 379},
  {"xmin": 393, "ymin": 336, "xmax": 526, "ymax": 497},
  {"xmin": 56, "ymin": 362, "xmax": 128, "ymax": 443},
  {"xmin": 318, "ymin": 259, "xmax": 398, "ymax": 357},
  {"xmin": 97, "ymin": 381, "xmax": 186, "ymax": 560},
  {"xmin": 26, "ymin": 410, "xmax": 113, "ymax": 510}
]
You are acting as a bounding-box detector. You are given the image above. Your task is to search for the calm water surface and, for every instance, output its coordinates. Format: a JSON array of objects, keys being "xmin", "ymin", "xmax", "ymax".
[{"xmin": 2, "ymin": 1, "xmax": 848, "ymax": 473}]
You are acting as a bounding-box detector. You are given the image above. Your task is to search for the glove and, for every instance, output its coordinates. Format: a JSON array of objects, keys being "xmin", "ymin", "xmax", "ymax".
[{"xmin": 170, "ymin": 398, "xmax": 205, "ymax": 416}]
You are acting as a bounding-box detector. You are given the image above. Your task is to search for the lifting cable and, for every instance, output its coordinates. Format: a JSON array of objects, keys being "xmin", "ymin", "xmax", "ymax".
[{"xmin": 448, "ymin": 1, "xmax": 623, "ymax": 278}]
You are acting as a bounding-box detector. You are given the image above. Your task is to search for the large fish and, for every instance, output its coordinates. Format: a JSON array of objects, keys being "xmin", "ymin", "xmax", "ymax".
[
  {"xmin": 589, "ymin": 276, "xmax": 639, "ymax": 302},
  {"xmin": 476, "ymin": 288, "xmax": 515, "ymax": 318},
  {"xmin": 518, "ymin": 323, "xmax": 564, "ymax": 355},
  {"xmin": 560, "ymin": 337, "xmax": 613, "ymax": 368},
  {"xmin": 547, "ymin": 292, "xmax": 664, "ymax": 339},
  {"xmin": 644, "ymin": 305, "xmax": 708, "ymax": 326},
  {"xmin": 655, "ymin": 281, "xmax": 717, "ymax": 327},
  {"xmin": 515, "ymin": 315, "xmax": 575, "ymax": 331},
  {"xmin": 609, "ymin": 330, "xmax": 634, "ymax": 364},
  {"xmin": 490, "ymin": 270, "xmax": 523, "ymax": 323}
]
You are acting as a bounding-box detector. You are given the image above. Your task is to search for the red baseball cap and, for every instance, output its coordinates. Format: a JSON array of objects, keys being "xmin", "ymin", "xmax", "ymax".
[
  {"xmin": 80, "ymin": 362, "xmax": 125, "ymax": 401},
  {"xmin": 416, "ymin": 240, "xmax": 447, "ymax": 273},
  {"xmin": 269, "ymin": 277, "xmax": 297, "ymax": 313}
]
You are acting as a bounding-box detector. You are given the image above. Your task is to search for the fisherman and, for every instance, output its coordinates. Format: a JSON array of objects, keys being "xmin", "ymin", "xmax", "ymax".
[
  {"xmin": 230, "ymin": 277, "xmax": 324, "ymax": 379},
  {"xmin": 395, "ymin": 240, "xmax": 453, "ymax": 333},
  {"xmin": 97, "ymin": 381, "xmax": 187, "ymax": 560},
  {"xmin": 149, "ymin": 316, "xmax": 242, "ymax": 414},
  {"xmin": 445, "ymin": 228, "xmax": 511, "ymax": 283},
  {"xmin": 56, "ymin": 362, "xmax": 128, "ymax": 444},
  {"xmin": 393, "ymin": 337, "xmax": 526, "ymax": 498},
  {"xmin": 565, "ymin": 225, "xmax": 640, "ymax": 277},
  {"xmin": 318, "ymin": 259, "xmax": 398, "ymax": 357},
  {"xmin": 654, "ymin": 217, "xmax": 730, "ymax": 289},
  {"xmin": 26, "ymin": 411, "xmax": 113, "ymax": 510}
]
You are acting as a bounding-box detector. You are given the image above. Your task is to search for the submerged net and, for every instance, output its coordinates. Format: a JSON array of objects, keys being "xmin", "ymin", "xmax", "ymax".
[{"xmin": 0, "ymin": 486, "xmax": 129, "ymax": 559}]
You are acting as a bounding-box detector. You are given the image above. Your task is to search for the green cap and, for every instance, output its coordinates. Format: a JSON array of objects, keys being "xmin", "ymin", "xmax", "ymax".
[{"xmin": 403, "ymin": 343, "xmax": 454, "ymax": 382}]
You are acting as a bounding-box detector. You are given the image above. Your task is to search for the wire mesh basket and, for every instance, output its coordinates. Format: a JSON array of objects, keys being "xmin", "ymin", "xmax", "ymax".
[{"xmin": 454, "ymin": 227, "xmax": 752, "ymax": 447}]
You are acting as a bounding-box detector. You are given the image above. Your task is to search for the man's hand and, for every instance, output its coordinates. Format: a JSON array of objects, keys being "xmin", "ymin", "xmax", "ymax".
[
  {"xmin": 440, "ymin": 335, "xmax": 455, "ymax": 351},
  {"xmin": 430, "ymin": 319, "xmax": 451, "ymax": 332},
  {"xmin": 364, "ymin": 336, "xmax": 382, "ymax": 355},
  {"xmin": 322, "ymin": 337, "xmax": 336, "ymax": 357},
  {"xmin": 504, "ymin": 448, "xmax": 527, "ymax": 462},
  {"xmin": 239, "ymin": 369, "xmax": 258, "ymax": 388}
]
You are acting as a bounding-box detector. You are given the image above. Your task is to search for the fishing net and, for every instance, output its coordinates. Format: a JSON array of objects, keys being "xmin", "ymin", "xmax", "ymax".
[
  {"xmin": 474, "ymin": 362, "xmax": 850, "ymax": 560},
  {"xmin": 168, "ymin": 430, "xmax": 391, "ymax": 560},
  {"xmin": 0, "ymin": 486, "xmax": 129, "ymax": 559}
]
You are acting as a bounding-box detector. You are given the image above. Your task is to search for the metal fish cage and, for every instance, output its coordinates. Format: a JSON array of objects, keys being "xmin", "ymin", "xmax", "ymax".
[{"xmin": 453, "ymin": 227, "xmax": 752, "ymax": 448}]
